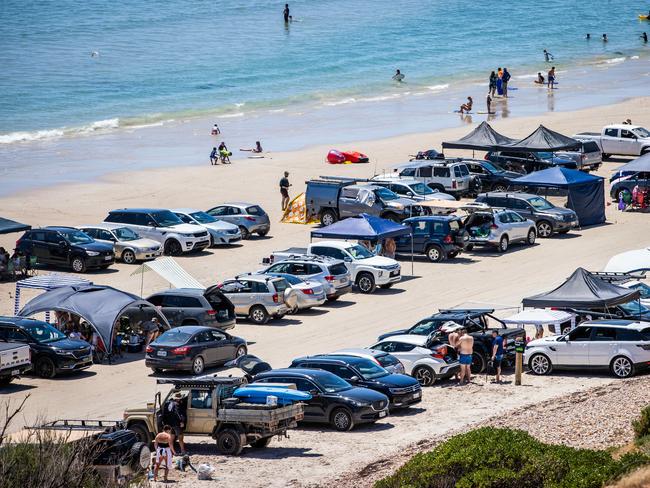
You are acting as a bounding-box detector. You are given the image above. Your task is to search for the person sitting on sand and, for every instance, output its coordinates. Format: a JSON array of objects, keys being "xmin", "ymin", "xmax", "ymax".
[
  {"xmin": 241, "ymin": 141, "xmax": 263, "ymax": 153},
  {"xmin": 536, "ymin": 72, "xmax": 545, "ymax": 84},
  {"xmin": 459, "ymin": 96, "xmax": 473, "ymax": 114}
]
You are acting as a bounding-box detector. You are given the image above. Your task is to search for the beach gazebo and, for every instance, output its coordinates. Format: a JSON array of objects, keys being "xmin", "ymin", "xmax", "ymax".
[{"xmin": 13, "ymin": 273, "xmax": 92, "ymax": 317}]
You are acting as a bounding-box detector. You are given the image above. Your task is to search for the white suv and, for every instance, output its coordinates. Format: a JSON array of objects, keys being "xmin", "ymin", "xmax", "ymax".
[
  {"xmin": 104, "ymin": 208, "xmax": 210, "ymax": 255},
  {"xmin": 390, "ymin": 160, "xmax": 471, "ymax": 198},
  {"xmin": 524, "ymin": 320, "xmax": 650, "ymax": 378}
]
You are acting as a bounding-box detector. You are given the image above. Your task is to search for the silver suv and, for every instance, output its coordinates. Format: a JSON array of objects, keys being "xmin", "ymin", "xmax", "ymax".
[
  {"xmin": 260, "ymin": 256, "xmax": 352, "ymax": 301},
  {"xmin": 219, "ymin": 274, "xmax": 298, "ymax": 324},
  {"xmin": 78, "ymin": 223, "xmax": 162, "ymax": 264},
  {"xmin": 463, "ymin": 204, "xmax": 537, "ymax": 253}
]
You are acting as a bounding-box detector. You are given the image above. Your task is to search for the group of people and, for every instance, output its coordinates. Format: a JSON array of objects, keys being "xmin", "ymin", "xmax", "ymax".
[
  {"xmin": 210, "ymin": 123, "xmax": 263, "ymax": 165},
  {"xmin": 0, "ymin": 247, "xmax": 31, "ymax": 280},
  {"xmin": 447, "ymin": 326, "xmax": 506, "ymax": 384},
  {"xmin": 535, "ymin": 66, "xmax": 557, "ymax": 89}
]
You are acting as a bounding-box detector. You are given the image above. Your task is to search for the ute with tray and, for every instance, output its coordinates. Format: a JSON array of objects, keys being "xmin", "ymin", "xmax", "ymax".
[{"xmin": 123, "ymin": 377, "xmax": 305, "ymax": 455}]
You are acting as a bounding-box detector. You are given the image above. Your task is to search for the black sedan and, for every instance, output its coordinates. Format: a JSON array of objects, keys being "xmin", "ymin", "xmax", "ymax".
[
  {"xmin": 465, "ymin": 160, "xmax": 522, "ymax": 194},
  {"xmin": 145, "ymin": 326, "xmax": 247, "ymax": 375}
]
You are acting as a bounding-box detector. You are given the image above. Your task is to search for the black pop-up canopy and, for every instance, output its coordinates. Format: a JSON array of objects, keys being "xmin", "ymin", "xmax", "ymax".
[
  {"xmin": 0, "ymin": 216, "xmax": 30, "ymax": 235},
  {"xmin": 522, "ymin": 268, "xmax": 640, "ymax": 308},
  {"xmin": 442, "ymin": 122, "xmax": 516, "ymax": 151},
  {"xmin": 496, "ymin": 125, "xmax": 581, "ymax": 152}
]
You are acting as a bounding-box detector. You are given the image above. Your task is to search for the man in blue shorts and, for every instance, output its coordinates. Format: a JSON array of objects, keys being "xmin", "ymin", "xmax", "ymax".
[
  {"xmin": 458, "ymin": 328, "xmax": 474, "ymax": 385},
  {"xmin": 491, "ymin": 330, "xmax": 504, "ymax": 383}
]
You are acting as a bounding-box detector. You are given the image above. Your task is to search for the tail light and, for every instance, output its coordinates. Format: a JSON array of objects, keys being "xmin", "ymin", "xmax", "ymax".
[
  {"xmin": 452, "ymin": 179, "xmax": 457, "ymax": 189},
  {"xmin": 301, "ymin": 288, "xmax": 314, "ymax": 295},
  {"xmin": 272, "ymin": 293, "xmax": 279, "ymax": 303},
  {"xmin": 324, "ymin": 275, "xmax": 335, "ymax": 282},
  {"xmin": 244, "ymin": 216, "xmax": 256, "ymax": 222},
  {"xmin": 443, "ymin": 235, "xmax": 453, "ymax": 244},
  {"xmin": 206, "ymin": 310, "xmax": 217, "ymax": 316},
  {"xmin": 490, "ymin": 224, "xmax": 498, "ymax": 230},
  {"xmin": 431, "ymin": 345, "xmax": 447, "ymax": 359},
  {"xmin": 145, "ymin": 345, "xmax": 153, "ymax": 353},
  {"xmin": 172, "ymin": 346, "xmax": 190, "ymax": 355},
  {"xmin": 484, "ymin": 154, "xmax": 489, "ymax": 160}
]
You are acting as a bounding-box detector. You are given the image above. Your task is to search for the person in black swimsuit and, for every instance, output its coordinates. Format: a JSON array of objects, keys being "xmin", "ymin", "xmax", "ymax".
[{"xmin": 283, "ymin": 3, "xmax": 290, "ymax": 22}]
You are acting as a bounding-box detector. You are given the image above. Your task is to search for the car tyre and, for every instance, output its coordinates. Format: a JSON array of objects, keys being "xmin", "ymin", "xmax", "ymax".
[
  {"xmin": 239, "ymin": 226, "xmax": 250, "ymax": 240},
  {"xmin": 129, "ymin": 442, "xmax": 152, "ymax": 472},
  {"xmin": 151, "ymin": 368, "xmax": 163, "ymax": 374},
  {"xmin": 601, "ymin": 153, "xmax": 609, "ymax": 160},
  {"xmin": 215, "ymin": 428, "xmax": 246, "ymax": 455},
  {"xmin": 251, "ymin": 437, "xmax": 272, "ymax": 448},
  {"xmin": 498, "ymin": 236, "xmax": 509, "ymax": 253},
  {"xmin": 356, "ymin": 272, "xmax": 376, "ymax": 294},
  {"xmin": 426, "ymin": 245, "xmax": 444, "ymax": 263},
  {"xmin": 526, "ymin": 229, "xmax": 536, "ymax": 245},
  {"xmin": 191, "ymin": 356, "xmax": 205, "ymax": 375},
  {"xmin": 330, "ymin": 408, "xmax": 354, "ymax": 431},
  {"xmin": 536, "ymin": 220, "xmax": 553, "ymax": 238},
  {"xmin": 412, "ymin": 365, "xmax": 435, "ymax": 386},
  {"xmin": 121, "ymin": 249, "xmax": 137, "ymax": 264},
  {"xmin": 320, "ymin": 209, "xmax": 337, "ymax": 227},
  {"xmin": 36, "ymin": 357, "xmax": 56, "ymax": 378},
  {"xmin": 164, "ymin": 239, "xmax": 183, "ymax": 256},
  {"xmin": 128, "ymin": 422, "xmax": 152, "ymax": 444},
  {"xmin": 379, "ymin": 283, "xmax": 393, "ymax": 289},
  {"xmin": 470, "ymin": 353, "xmax": 486, "ymax": 374},
  {"xmin": 257, "ymin": 230, "xmax": 269, "ymax": 237},
  {"xmin": 610, "ymin": 356, "xmax": 634, "ymax": 378},
  {"xmin": 249, "ymin": 305, "xmax": 269, "ymax": 325},
  {"xmin": 71, "ymin": 256, "xmax": 87, "ymax": 273},
  {"xmin": 465, "ymin": 244, "xmax": 474, "ymax": 251},
  {"xmin": 493, "ymin": 184, "xmax": 507, "ymax": 192},
  {"xmin": 235, "ymin": 345, "xmax": 247, "ymax": 358},
  {"xmin": 529, "ymin": 353, "xmax": 552, "ymax": 375}
]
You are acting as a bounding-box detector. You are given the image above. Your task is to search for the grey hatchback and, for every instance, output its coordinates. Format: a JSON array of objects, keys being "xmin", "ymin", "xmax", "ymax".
[
  {"xmin": 205, "ymin": 202, "xmax": 271, "ymax": 239},
  {"xmin": 145, "ymin": 287, "xmax": 236, "ymax": 330}
]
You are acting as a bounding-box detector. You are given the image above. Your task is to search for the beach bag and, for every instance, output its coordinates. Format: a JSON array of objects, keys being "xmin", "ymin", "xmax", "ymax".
[{"xmin": 198, "ymin": 463, "xmax": 216, "ymax": 480}]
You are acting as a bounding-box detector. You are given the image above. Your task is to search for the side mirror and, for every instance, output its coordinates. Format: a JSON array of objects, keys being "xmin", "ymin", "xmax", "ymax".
[
  {"xmin": 344, "ymin": 257, "xmax": 352, "ymax": 263},
  {"xmin": 349, "ymin": 376, "xmax": 360, "ymax": 382},
  {"xmin": 406, "ymin": 192, "xmax": 413, "ymax": 197}
]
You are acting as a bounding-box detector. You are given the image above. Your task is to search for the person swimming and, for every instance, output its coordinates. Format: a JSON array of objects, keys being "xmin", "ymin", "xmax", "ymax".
[
  {"xmin": 602, "ymin": 33, "xmax": 608, "ymax": 42},
  {"xmin": 392, "ymin": 69, "xmax": 404, "ymax": 82},
  {"xmin": 642, "ymin": 32, "xmax": 648, "ymax": 43},
  {"xmin": 543, "ymin": 49, "xmax": 554, "ymax": 62},
  {"xmin": 586, "ymin": 33, "xmax": 591, "ymax": 40},
  {"xmin": 459, "ymin": 96, "xmax": 473, "ymax": 114},
  {"xmin": 535, "ymin": 72, "xmax": 545, "ymax": 84}
]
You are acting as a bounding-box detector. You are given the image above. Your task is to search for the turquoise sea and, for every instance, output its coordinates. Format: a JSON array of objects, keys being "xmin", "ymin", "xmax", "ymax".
[{"xmin": 1, "ymin": 0, "xmax": 650, "ymax": 141}]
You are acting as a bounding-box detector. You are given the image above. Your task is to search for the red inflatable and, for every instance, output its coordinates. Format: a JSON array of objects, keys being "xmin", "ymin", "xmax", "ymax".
[
  {"xmin": 327, "ymin": 149, "xmax": 346, "ymax": 164},
  {"xmin": 326, "ymin": 149, "xmax": 369, "ymax": 164},
  {"xmin": 342, "ymin": 151, "xmax": 369, "ymax": 163}
]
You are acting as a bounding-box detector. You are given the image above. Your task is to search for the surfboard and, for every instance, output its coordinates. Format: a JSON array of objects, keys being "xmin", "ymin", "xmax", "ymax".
[
  {"xmin": 392, "ymin": 74, "xmax": 405, "ymax": 82},
  {"xmin": 476, "ymin": 111, "xmax": 495, "ymax": 115},
  {"xmin": 234, "ymin": 386, "xmax": 312, "ymax": 405},
  {"xmin": 639, "ymin": 14, "xmax": 649, "ymax": 20}
]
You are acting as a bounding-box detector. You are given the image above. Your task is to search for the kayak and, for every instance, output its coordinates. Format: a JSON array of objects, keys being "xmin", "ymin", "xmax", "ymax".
[
  {"xmin": 341, "ymin": 151, "xmax": 369, "ymax": 163},
  {"xmin": 233, "ymin": 386, "xmax": 312, "ymax": 405}
]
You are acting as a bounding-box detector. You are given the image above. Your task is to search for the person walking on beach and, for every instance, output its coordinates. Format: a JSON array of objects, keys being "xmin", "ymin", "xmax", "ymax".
[
  {"xmin": 491, "ymin": 330, "xmax": 504, "ymax": 383},
  {"xmin": 459, "ymin": 96, "xmax": 473, "ymax": 114},
  {"xmin": 458, "ymin": 329, "xmax": 474, "ymax": 384},
  {"xmin": 547, "ymin": 66, "xmax": 556, "ymax": 89},
  {"xmin": 488, "ymin": 71, "xmax": 497, "ymax": 97},
  {"xmin": 210, "ymin": 147, "xmax": 218, "ymax": 165},
  {"xmin": 543, "ymin": 49, "xmax": 554, "ymax": 62},
  {"xmin": 447, "ymin": 324, "xmax": 461, "ymax": 381},
  {"xmin": 283, "ymin": 3, "xmax": 290, "ymax": 22},
  {"xmin": 280, "ymin": 171, "xmax": 291, "ymax": 211},
  {"xmin": 502, "ymin": 68, "xmax": 511, "ymax": 97}
]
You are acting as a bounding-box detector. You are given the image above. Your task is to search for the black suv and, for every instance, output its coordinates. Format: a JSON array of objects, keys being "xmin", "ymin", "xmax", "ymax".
[
  {"xmin": 16, "ymin": 227, "xmax": 115, "ymax": 273},
  {"xmin": 475, "ymin": 192, "xmax": 579, "ymax": 238},
  {"xmin": 0, "ymin": 316, "xmax": 93, "ymax": 378},
  {"xmin": 378, "ymin": 309, "xmax": 525, "ymax": 373},
  {"xmin": 464, "ymin": 160, "xmax": 522, "ymax": 194},
  {"xmin": 290, "ymin": 355, "xmax": 421, "ymax": 409},
  {"xmin": 395, "ymin": 216, "xmax": 467, "ymax": 262}
]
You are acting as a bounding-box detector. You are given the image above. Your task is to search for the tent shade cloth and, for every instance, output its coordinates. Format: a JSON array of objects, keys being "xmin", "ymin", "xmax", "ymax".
[
  {"xmin": 511, "ymin": 166, "xmax": 606, "ymax": 226},
  {"xmin": 130, "ymin": 256, "xmax": 205, "ymax": 290},
  {"xmin": 496, "ymin": 125, "xmax": 581, "ymax": 152},
  {"xmin": 604, "ymin": 247, "xmax": 650, "ymax": 273},
  {"xmin": 14, "ymin": 273, "xmax": 92, "ymax": 315},
  {"xmin": 503, "ymin": 309, "xmax": 574, "ymax": 325},
  {"xmin": 18, "ymin": 284, "xmax": 170, "ymax": 353},
  {"xmin": 442, "ymin": 122, "xmax": 516, "ymax": 151},
  {"xmin": 522, "ymin": 268, "xmax": 640, "ymax": 308},
  {"xmin": 614, "ymin": 152, "xmax": 650, "ymax": 174},
  {"xmin": 0, "ymin": 217, "xmax": 30, "ymax": 235},
  {"xmin": 310, "ymin": 213, "xmax": 411, "ymax": 240}
]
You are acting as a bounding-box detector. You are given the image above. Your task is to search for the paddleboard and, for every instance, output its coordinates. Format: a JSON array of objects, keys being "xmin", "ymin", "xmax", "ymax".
[
  {"xmin": 476, "ymin": 111, "xmax": 495, "ymax": 115},
  {"xmin": 234, "ymin": 386, "xmax": 312, "ymax": 405},
  {"xmin": 639, "ymin": 14, "xmax": 649, "ymax": 20},
  {"xmin": 392, "ymin": 74, "xmax": 405, "ymax": 82},
  {"xmin": 452, "ymin": 110, "xmax": 473, "ymax": 114}
]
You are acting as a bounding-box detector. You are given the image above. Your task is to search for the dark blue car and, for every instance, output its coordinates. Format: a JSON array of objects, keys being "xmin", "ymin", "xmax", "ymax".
[{"xmin": 395, "ymin": 216, "xmax": 467, "ymax": 262}]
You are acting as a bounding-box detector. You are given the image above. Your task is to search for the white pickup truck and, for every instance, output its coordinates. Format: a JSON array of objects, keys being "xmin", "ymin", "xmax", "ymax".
[
  {"xmin": 270, "ymin": 240, "xmax": 401, "ymax": 294},
  {"xmin": 573, "ymin": 124, "xmax": 650, "ymax": 158},
  {"xmin": 0, "ymin": 342, "xmax": 32, "ymax": 386}
]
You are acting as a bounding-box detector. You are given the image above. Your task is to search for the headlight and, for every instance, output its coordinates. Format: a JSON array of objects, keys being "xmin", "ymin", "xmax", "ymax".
[
  {"xmin": 376, "ymin": 265, "xmax": 398, "ymax": 270},
  {"xmin": 350, "ymin": 400, "xmax": 371, "ymax": 407},
  {"xmin": 53, "ymin": 348, "xmax": 73, "ymax": 356},
  {"xmin": 86, "ymin": 251, "xmax": 100, "ymax": 256},
  {"xmin": 388, "ymin": 202, "xmax": 404, "ymax": 210}
]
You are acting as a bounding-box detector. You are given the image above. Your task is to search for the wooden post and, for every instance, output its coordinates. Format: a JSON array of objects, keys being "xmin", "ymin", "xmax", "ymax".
[{"xmin": 514, "ymin": 338, "xmax": 524, "ymax": 386}]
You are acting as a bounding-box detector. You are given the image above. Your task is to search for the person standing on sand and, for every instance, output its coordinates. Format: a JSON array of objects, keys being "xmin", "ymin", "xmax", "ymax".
[
  {"xmin": 491, "ymin": 330, "xmax": 504, "ymax": 384},
  {"xmin": 502, "ymin": 68, "xmax": 511, "ymax": 97},
  {"xmin": 458, "ymin": 328, "xmax": 474, "ymax": 385},
  {"xmin": 283, "ymin": 3, "xmax": 290, "ymax": 22},
  {"xmin": 447, "ymin": 324, "xmax": 461, "ymax": 381},
  {"xmin": 280, "ymin": 171, "xmax": 291, "ymax": 211},
  {"xmin": 486, "ymin": 94, "xmax": 492, "ymax": 114},
  {"xmin": 488, "ymin": 71, "xmax": 497, "ymax": 97},
  {"xmin": 547, "ymin": 66, "xmax": 556, "ymax": 89}
]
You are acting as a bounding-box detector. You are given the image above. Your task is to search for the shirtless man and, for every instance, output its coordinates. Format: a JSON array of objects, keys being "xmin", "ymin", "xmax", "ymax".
[
  {"xmin": 457, "ymin": 329, "xmax": 474, "ymax": 385},
  {"xmin": 446, "ymin": 323, "xmax": 461, "ymax": 381}
]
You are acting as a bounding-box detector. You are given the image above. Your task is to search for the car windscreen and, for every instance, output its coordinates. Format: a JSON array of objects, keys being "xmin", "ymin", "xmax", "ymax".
[
  {"xmin": 634, "ymin": 127, "xmax": 650, "ymax": 138},
  {"xmin": 246, "ymin": 205, "xmax": 265, "ymax": 216},
  {"xmin": 374, "ymin": 187, "xmax": 399, "ymax": 201},
  {"xmin": 59, "ymin": 229, "xmax": 94, "ymax": 245},
  {"xmin": 630, "ymin": 282, "xmax": 650, "ymax": 299},
  {"xmin": 353, "ymin": 358, "xmax": 388, "ymax": 379},
  {"xmin": 448, "ymin": 220, "xmax": 460, "ymax": 232},
  {"xmin": 619, "ymin": 301, "xmax": 650, "ymax": 315},
  {"xmin": 481, "ymin": 161, "xmax": 502, "ymax": 174},
  {"xmin": 25, "ymin": 323, "xmax": 67, "ymax": 343},
  {"xmin": 328, "ymin": 263, "xmax": 348, "ymax": 276},
  {"xmin": 527, "ymin": 196, "xmax": 554, "ymax": 210},
  {"xmin": 536, "ymin": 152, "xmax": 554, "ymax": 160},
  {"xmin": 411, "ymin": 182, "xmax": 434, "ymax": 195},
  {"xmin": 410, "ymin": 319, "xmax": 445, "ymax": 335},
  {"xmin": 346, "ymin": 244, "xmax": 374, "ymax": 259},
  {"xmin": 151, "ymin": 210, "xmax": 184, "ymax": 227},
  {"xmin": 582, "ymin": 141, "xmax": 600, "ymax": 153},
  {"xmin": 113, "ymin": 227, "xmax": 139, "ymax": 241},
  {"xmin": 155, "ymin": 329, "xmax": 193, "ymax": 345},
  {"xmin": 314, "ymin": 372, "xmax": 351, "ymax": 393},
  {"xmin": 190, "ymin": 211, "xmax": 217, "ymax": 224},
  {"xmin": 376, "ymin": 353, "xmax": 400, "ymax": 368}
]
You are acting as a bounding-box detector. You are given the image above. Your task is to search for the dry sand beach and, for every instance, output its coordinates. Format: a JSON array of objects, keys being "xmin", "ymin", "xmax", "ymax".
[{"xmin": 1, "ymin": 97, "xmax": 650, "ymax": 487}]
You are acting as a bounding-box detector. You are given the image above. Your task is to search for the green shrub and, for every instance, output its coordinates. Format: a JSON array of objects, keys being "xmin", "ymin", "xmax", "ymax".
[
  {"xmin": 375, "ymin": 427, "xmax": 650, "ymax": 488},
  {"xmin": 632, "ymin": 405, "xmax": 650, "ymax": 440}
]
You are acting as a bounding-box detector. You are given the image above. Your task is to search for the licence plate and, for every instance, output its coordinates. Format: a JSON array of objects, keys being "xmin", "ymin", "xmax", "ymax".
[
  {"xmin": 11, "ymin": 369, "xmax": 20, "ymax": 376},
  {"xmin": 157, "ymin": 350, "xmax": 167, "ymax": 357},
  {"xmin": 104, "ymin": 255, "xmax": 112, "ymax": 261},
  {"xmin": 378, "ymin": 410, "xmax": 387, "ymax": 418},
  {"xmin": 413, "ymin": 391, "xmax": 421, "ymax": 399}
]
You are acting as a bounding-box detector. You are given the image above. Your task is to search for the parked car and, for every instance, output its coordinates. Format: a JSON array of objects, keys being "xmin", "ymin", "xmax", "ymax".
[
  {"xmin": 104, "ymin": 208, "xmax": 210, "ymax": 255},
  {"xmin": 78, "ymin": 223, "xmax": 161, "ymax": 264},
  {"xmin": 145, "ymin": 287, "xmax": 236, "ymax": 330},
  {"xmin": 464, "ymin": 160, "xmax": 522, "ymax": 194},
  {"xmin": 463, "ymin": 205, "xmax": 537, "ymax": 252},
  {"xmin": 290, "ymin": 355, "xmax": 421, "ymax": 409},
  {"xmin": 0, "ymin": 316, "xmax": 92, "ymax": 378},
  {"xmin": 270, "ymin": 241, "xmax": 400, "ymax": 293},
  {"xmin": 395, "ymin": 216, "xmax": 468, "ymax": 262},
  {"xmin": 16, "ymin": 227, "xmax": 115, "ymax": 273},
  {"xmin": 260, "ymin": 255, "xmax": 352, "ymax": 301},
  {"xmin": 368, "ymin": 335, "xmax": 459, "ymax": 386},
  {"xmin": 391, "ymin": 159, "xmax": 472, "ymax": 198},
  {"xmin": 475, "ymin": 192, "xmax": 579, "ymax": 238},
  {"xmin": 205, "ymin": 202, "xmax": 270, "ymax": 239},
  {"xmin": 145, "ymin": 325, "xmax": 246, "ymax": 375},
  {"xmin": 485, "ymin": 151, "xmax": 576, "ymax": 174},
  {"xmin": 331, "ymin": 348, "xmax": 405, "ymax": 374},
  {"xmin": 253, "ymin": 368, "xmax": 390, "ymax": 431},
  {"xmin": 620, "ymin": 280, "xmax": 650, "ymax": 307},
  {"xmin": 555, "ymin": 141, "xmax": 602, "ymax": 172},
  {"xmin": 566, "ymin": 302, "xmax": 650, "ymax": 322},
  {"xmin": 378, "ymin": 308, "xmax": 526, "ymax": 374},
  {"xmin": 609, "ymin": 171, "xmax": 650, "ymax": 201},
  {"xmin": 370, "ymin": 177, "xmax": 456, "ymax": 201},
  {"xmin": 305, "ymin": 179, "xmax": 426, "ymax": 226},
  {"xmin": 171, "ymin": 208, "xmax": 241, "ymax": 246},
  {"xmin": 573, "ymin": 124, "xmax": 650, "ymax": 158},
  {"xmin": 525, "ymin": 320, "xmax": 650, "ymax": 378},
  {"xmin": 265, "ymin": 273, "xmax": 327, "ymax": 312},
  {"xmin": 0, "ymin": 341, "xmax": 31, "ymax": 386},
  {"xmin": 219, "ymin": 274, "xmax": 298, "ymax": 324}
]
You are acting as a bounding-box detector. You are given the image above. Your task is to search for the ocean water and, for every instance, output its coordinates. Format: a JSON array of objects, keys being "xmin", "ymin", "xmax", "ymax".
[{"xmin": 1, "ymin": 0, "xmax": 650, "ymax": 142}]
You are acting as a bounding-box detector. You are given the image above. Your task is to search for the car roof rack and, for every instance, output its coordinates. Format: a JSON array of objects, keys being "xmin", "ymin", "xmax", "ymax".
[
  {"xmin": 280, "ymin": 253, "xmax": 340, "ymax": 263},
  {"xmin": 589, "ymin": 271, "xmax": 646, "ymax": 283},
  {"xmin": 157, "ymin": 377, "xmax": 244, "ymax": 388},
  {"xmin": 438, "ymin": 308, "xmax": 495, "ymax": 315},
  {"xmin": 27, "ymin": 419, "xmax": 124, "ymax": 432}
]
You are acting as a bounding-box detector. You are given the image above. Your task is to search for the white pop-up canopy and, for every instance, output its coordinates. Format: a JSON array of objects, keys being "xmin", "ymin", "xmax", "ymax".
[
  {"xmin": 503, "ymin": 308, "xmax": 575, "ymax": 335},
  {"xmin": 604, "ymin": 247, "xmax": 650, "ymax": 274},
  {"xmin": 130, "ymin": 257, "xmax": 205, "ymax": 294}
]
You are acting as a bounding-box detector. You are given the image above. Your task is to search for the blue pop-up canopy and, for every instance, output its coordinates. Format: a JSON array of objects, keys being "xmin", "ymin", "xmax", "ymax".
[
  {"xmin": 512, "ymin": 167, "xmax": 605, "ymax": 227},
  {"xmin": 310, "ymin": 213, "xmax": 411, "ymax": 240}
]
